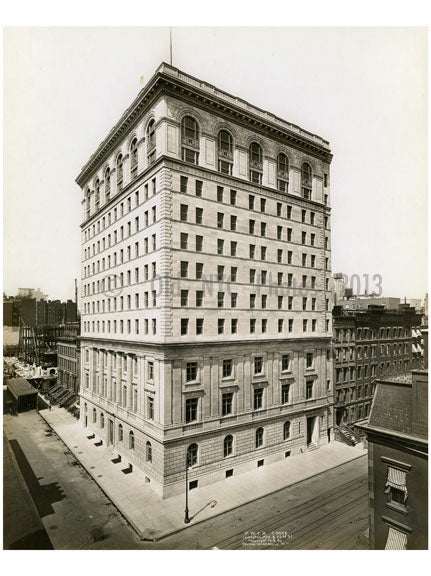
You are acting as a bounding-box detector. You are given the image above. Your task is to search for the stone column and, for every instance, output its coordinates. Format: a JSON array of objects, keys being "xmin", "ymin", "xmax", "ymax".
[
  {"xmin": 116, "ymin": 354, "xmax": 122, "ymax": 405},
  {"xmin": 126, "ymin": 355, "xmax": 133, "ymax": 410},
  {"xmin": 107, "ymin": 352, "xmax": 112, "ymax": 401}
]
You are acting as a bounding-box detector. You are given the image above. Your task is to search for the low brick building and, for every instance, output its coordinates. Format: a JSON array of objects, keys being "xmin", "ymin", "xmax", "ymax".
[{"xmin": 356, "ymin": 370, "xmax": 428, "ymax": 549}]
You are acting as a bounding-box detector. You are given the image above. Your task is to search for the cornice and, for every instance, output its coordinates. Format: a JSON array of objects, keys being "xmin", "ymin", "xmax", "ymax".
[{"xmin": 76, "ymin": 63, "xmax": 333, "ymax": 188}]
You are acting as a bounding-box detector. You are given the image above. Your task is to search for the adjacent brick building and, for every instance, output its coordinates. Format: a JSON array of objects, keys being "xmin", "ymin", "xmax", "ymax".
[
  {"xmin": 76, "ymin": 62, "xmax": 334, "ymax": 497},
  {"xmin": 356, "ymin": 369, "xmax": 428, "ymax": 549},
  {"xmin": 57, "ymin": 322, "xmax": 81, "ymax": 393},
  {"xmin": 333, "ymin": 304, "xmax": 423, "ymax": 426}
]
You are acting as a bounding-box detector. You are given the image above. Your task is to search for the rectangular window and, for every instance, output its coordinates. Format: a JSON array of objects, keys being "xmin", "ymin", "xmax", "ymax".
[
  {"xmin": 278, "ymin": 295, "xmax": 283, "ymax": 310},
  {"xmin": 196, "ymin": 207, "xmax": 203, "ymax": 224},
  {"xmin": 147, "ymin": 396, "xmax": 154, "ymax": 420},
  {"xmin": 222, "ymin": 392, "xmax": 233, "ymax": 416},
  {"xmin": 218, "ymin": 319, "xmax": 225, "ymax": 334},
  {"xmin": 250, "ymin": 318, "xmax": 256, "ymax": 333},
  {"xmin": 180, "ymin": 261, "xmax": 188, "ymax": 278},
  {"xmin": 282, "ymin": 354, "xmax": 290, "ymax": 371},
  {"xmin": 277, "ymin": 202, "xmax": 282, "ymax": 217},
  {"xmin": 231, "ymin": 241, "xmax": 237, "ymax": 256},
  {"xmin": 249, "ymin": 219, "xmax": 255, "ymax": 234},
  {"xmin": 217, "ymin": 212, "xmax": 224, "ymax": 229},
  {"xmin": 277, "ymin": 226, "xmax": 282, "ymax": 240},
  {"xmin": 217, "ymin": 239, "xmax": 224, "ymax": 255},
  {"xmin": 196, "ymin": 318, "xmax": 204, "ymax": 335},
  {"xmin": 250, "ymin": 244, "xmax": 256, "ymax": 259},
  {"xmin": 195, "ymin": 235, "xmax": 203, "ymax": 252},
  {"xmin": 217, "ymin": 292, "xmax": 225, "ymax": 308},
  {"xmin": 231, "ymin": 267, "xmax": 237, "ymax": 282},
  {"xmin": 196, "ymin": 262, "xmax": 204, "ymax": 279},
  {"xmin": 306, "ymin": 352, "xmax": 313, "ymax": 368},
  {"xmin": 260, "ymin": 198, "xmax": 266, "ymax": 213},
  {"xmin": 181, "ymin": 290, "xmax": 189, "ymax": 306},
  {"xmin": 181, "ymin": 318, "xmax": 189, "ymax": 335},
  {"xmin": 261, "ymin": 222, "xmax": 266, "ymax": 237},
  {"xmin": 230, "ymin": 189, "xmax": 237, "ymax": 205},
  {"xmin": 180, "ymin": 176, "xmax": 188, "ymax": 193},
  {"xmin": 306, "ymin": 380, "xmax": 313, "ymax": 399},
  {"xmin": 180, "ymin": 204, "xmax": 188, "ymax": 221},
  {"xmin": 195, "ymin": 180, "xmax": 202, "ymax": 197},
  {"xmin": 231, "ymin": 318, "xmax": 238, "ymax": 333},
  {"xmin": 281, "ymin": 383, "xmax": 290, "ymax": 404},
  {"xmin": 277, "ymin": 249, "xmax": 283, "ymax": 263},
  {"xmin": 254, "ymin": 356, "xmax": 263, "ymax": 375},
  {"xmin": 261, "ymin": 246, "xmax": 267, "ymax": 260},
  {"xmin": 231, "ymin": 293, "xmax": 238, "ymax": 308},
  {"xmin": 217, "ymin": 186, "xmax": 224, "ymax": 202},
  {"xmin": 254, "ymin": 388, "xmax": 263, "ymax": 410},
  {"xmin": 223, "ymin": 359, "xmax": 233, "ymax": 378},
  {"xmin": 180, "ymin": 232, "xmax": 188, "ymax": 250},
  {"xmin": 278, "ymin": 319, "xmax": 283, "ymax": 333},
  {"xmin": 217, "ymin": 265, "xmax": 224, "ymax": 281},
  {"xmin": 230, "ymin": 215, "xmax": 237, "ymax": 231},
  {"xmin": 287, "ymin": 228, "xmax": 292, "ymax": 242},
  {"xmin": 185, "ymin": 362, "xmax": 198, "ymax": 383},
  {"xmin": 185, "ymin": 398, "xmax": 198, "ymax": 423},
  {"xmin": 262, "ymin": 319, "xmax": 267, "ymax": 333}
]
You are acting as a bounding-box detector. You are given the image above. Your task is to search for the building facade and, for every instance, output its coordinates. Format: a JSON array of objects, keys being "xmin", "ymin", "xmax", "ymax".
[
  {"xmin": 76, "ymin": 63, "xmax": 334, "ymax": 497},
  {"xmin": 356, "ymin": 370, "xmax": 428, "ymax": 550},
  {"xmin": 333, "ymin": 304, "xmax": 424, "ymax": 426},
  {"xmin": 57, "ymin": 322, "xmax": 81, "ymax": 393}
]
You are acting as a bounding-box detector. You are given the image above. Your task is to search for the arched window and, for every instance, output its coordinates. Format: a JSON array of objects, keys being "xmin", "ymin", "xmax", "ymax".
[
  {"xmin": 130, "ymin": 138, "xmax": 138, "ymax": 179},
  {"xmin": 118, "ymin": 423, "xmax": 123, "ymax": 442},
  {"xmin": 147, "ymin": 119, "xmax": 156, "ymax": 165},
  {"xmin": 100, "ymin": 412, "xmax": 104, "ymax": 428},
  {"xmin": 223, "ymin": 435, "xmax": 233, "ymax": 458},
  {"xmin": 255, "ymin": 427, "xmax": 264, "ymax": 448},
  {"xmin": 146, "ymin": 441, "xmax": 152, "ymax": 462},
  {"xmin": 218, "ymin": 130, "xmax": 233, "ymax": 175},
  {"xmin": 95, "ymin": 179, "xmax": 100, "ymax": 210},
  {"xmin": 116, "ymin": 154, "xmax": 123, "ymax": 189},
  {"xmin": 104, "ymin": 167, "xmax": 111, "ymax": 201},
  {"xmin": 249, "ymin": 142, "xmax": 263, "ymax": 184},
  {"xmin": 181, "ymin": 116, "xmax": 200, "ymax": 165},
  {"xmin": 85, "ymin": 188, "xmax": 91, "ymax": 219},
  {"xmin": 92, "ymin": 408, "xmax": 96, "ymax": 423},
  {"xmin": 129, "ymin": 430, "xmax": 135, "ymax": 450},
  {"xmin": 277, "ymin": 153, "xmax": 289, "ymax": 192},
  {"xmin": 186, "ymin": 443, "xmax": 198, "ymax": 468},
  {"xmin": 283, "ymin": 421, "xmax": 291, "ymax": 440},
  {"xmin": 301, "ymin": 162, "xmax": 312, "ymax": 199}
]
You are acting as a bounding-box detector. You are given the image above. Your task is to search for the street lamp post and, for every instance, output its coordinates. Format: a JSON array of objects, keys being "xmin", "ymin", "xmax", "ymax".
[{"xmin": 184, "ymin": 464, "xmax": 190, "ymax": 523}]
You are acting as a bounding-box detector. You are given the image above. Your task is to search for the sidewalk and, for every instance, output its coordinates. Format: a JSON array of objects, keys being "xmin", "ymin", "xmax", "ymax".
[{"xmin": 39, "ymin": 404, "xmax": 367, "ymax": 541}]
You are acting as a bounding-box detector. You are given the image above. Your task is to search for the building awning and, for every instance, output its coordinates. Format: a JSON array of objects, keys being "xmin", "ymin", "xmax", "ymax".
[
  {"xmin": 385, "ymin": 527, "xmax": 407, "ymax": 550},
  {"xmin": 385, "ymin": 467, "xmax": 408, "ymax": 501}
]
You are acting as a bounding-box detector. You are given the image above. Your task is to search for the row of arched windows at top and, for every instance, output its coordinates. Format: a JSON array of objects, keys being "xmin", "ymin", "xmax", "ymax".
[{"xmin": 86, "ymin": 115, "xmax": 314, "ymax": 218}]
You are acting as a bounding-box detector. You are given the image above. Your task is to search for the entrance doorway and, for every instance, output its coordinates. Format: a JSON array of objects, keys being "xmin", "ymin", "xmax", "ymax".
[
  {"xmin": 307, "ymin": 416, "xmax": 319, "ymax": 446},
  {"xmin": 109, "ymin": 419, "xmax": 114, "ymax": 445}
]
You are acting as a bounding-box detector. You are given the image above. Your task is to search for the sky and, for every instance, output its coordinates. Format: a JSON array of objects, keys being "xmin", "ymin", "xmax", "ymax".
[{"xmin": 3, "ymin": 26, "xmax": 428, "ymax": 302}]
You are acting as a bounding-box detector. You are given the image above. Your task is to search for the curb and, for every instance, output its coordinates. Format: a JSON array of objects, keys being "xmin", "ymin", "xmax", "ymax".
[{"xmin": 37, "ymin": 408, "xmax": 368, "ymax": 542}]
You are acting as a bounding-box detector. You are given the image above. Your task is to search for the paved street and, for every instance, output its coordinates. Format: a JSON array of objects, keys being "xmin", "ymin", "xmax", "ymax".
[{"xmin": 3, "ymin": 409, "xmax": 368, "ymax": 550}]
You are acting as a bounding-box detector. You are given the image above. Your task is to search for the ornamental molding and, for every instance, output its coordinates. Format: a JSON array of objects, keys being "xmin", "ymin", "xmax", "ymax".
[{"xmin": 76, "ymin": 64, "xmax": 332, "ymax": 187}]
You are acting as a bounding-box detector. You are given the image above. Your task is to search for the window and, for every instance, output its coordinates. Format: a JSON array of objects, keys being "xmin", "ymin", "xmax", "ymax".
[
  {"xmin": 250, "ymin": 319, "xmax": 256, "ymax": 333},
  {"xmin": 249, "ymin": 219, "xmax": 255, "ymax": 234},
  {"xmin": 249, "ymin": 195, "xmax": 255, "ymax": 210},
  {"xmin": 230, "ymin": 215, "xmax": 237, "ymax": 231},
  {"xmin": 130, "ymin": 138, "xmax": 138, "ymax": 178},
  {"xmin": 180, "ymin": 232, "xmax": 188, "ymax": 250},
  {"xmin": 195, "ymin": 180, "xmax": 202, "ymax": 197},
  {"xmin": 129, "ymin": 431, "xmax": 135, "ymax": 450},
  {"xmin": 181, "ymin": 319, "xmax": 189, "ymax": 335},
  {"xmin": 104, "ymin": 167, "xmax": 111, "ymax": 201},
  {"xmin": 261, "ymin": 246, "xmax": 267, "ymax": 260},
  {"xmin": 223, "ymin": 359, "xmax": 233, "ymax": 378},
  {"xmin": 231, "ymin": 267, "xmax": 237, "ymax": 281},
  {"xmin": 218, "ymin": 292, "xmax": 225, "ymax": 308},
  {"xmin": 186, "ymin": 362, "xmax": 198, "ymax": 382},
  {"xmin": 218, "ymin": 130, "xmax": 233, "ymax": 174},
  {"xmin": 100, "ymin": 412, "xmax": 104, "ymax": 428},
  {"xmin": 196, "ymin": 318, "xmax": 204, "ymax": 335},
  {"xmin": 181, "ymin": 290, "xmax": 189, "ymax": 307},
  {"xmin": 116, "ymin": 154, "xmax": 123, "ymax": 188},
  {"xmin": 217, "ymin": 239, "xmax": 224, "ymax": 254},
  {"xmin": 281, "ymin": 383, "xmax": 290, "ymax": 404},
  {"xmin": 186, "ymin": 443, "xmax": 198, "ymax": 467},
  {"xmin": 224, "ymin": 435, "xmax": 233, "ymax": 457},
  {"xmin": 231, "ymin": 293, "xmax": 238, "ymax": 308},
  {"xmin": 385, "ymin": 466, "xmax": 408, "ymax": 505},
  {"xmin": 261, "ymin": 222, "xmax": 266, "ymax": 237},
  {"xmin": 301, "ymin": 162, "xmax": 312, "ymax": 199},
  {"xmin": 217, "ymin": 212, "xmax": 224, "ymax": 229},
  {"xmin": 180, "ymin": 175, "xmax": 188, "ymax": 193},
  {"xmin": 250, "ymin": 244, "xmax": 256, "ymax": 259},
  {"xmin": 255, "ymin": 427, "xmax": 264, "ymax": 448},
  {"xmin": 185, "ymin": 398, "xmax": 198, "ymax": 423},
  {"xmin": 181, "ymin": 116, "xmax": 199, "ymax": 164},
  {"xmin": 222, "ymin": 392, "xmax": 233, "ymax": 416},
  {"xmin": 306, "ymin": 380, "xmax": 313, "ymax": 399},
  {"xmin": 254, "ymin": 388, "xmax": 263, "ymax": 410},
  {"xmin": 196, "ymin": 262, "xmax": 204, "ymax": 279},
  {"xmin": 195, "ymin": 235, "xmax": 203, "ymax": 252},
  {"xmin": 277, "ymin": 153, "xmax": 289, "ymax": 192},
  {"xmin": 218, "ymin": 319, "xmax": 225, "ymax": 334},
  {"xmin": 230, "ymin": 190, "xmax": 237, "ymax": 205},
  {"xmin": 180, "ymin": 204, "xmax": 188, "ymax": 221},
  {"xmin": 249, "ymin": 142, "xmax": 263, "ymax": 183},
  {"xmin": 283, "ymin": 421, "xmax": 291, "ymax": 440},
  {"xmin": 180, "ymin": 261, "xmax": 188, "ymax": 278},
  {"xmin": 196, "ymin": 207, "xmax": 203, "ymax": 224},
  {"xmin": 147, "ymin": 361, "xmax": 154, "ymax": 380},
  {"xmin": 94, "ymin": 179, "xmax": 100, "ymax": 210},
  {"xmin": 281, "ymin": 354, "xmax": 290, "ymax": 371},
  {"xmin": 118, "ymin": 424, "xmax": 123, "ymax": 441},
  {"xmin": 147, "ymin": 119, "xmax": 156, "ymax": 164},
  {"xmin": 231, "ymin": 318, "xmax": 238, "ymax": 334},
  {"xmin": 254, "ymin": 356, "xmax": 263, "ymax": 375},
  {"xmin": 278, "ymin": 295, "xmax": 283, "ymax": 310},
  {"xmin": 146, "ymin": 441, "xmax": 152, "ymax": 463},
  {"xmin": 306, "ymin": 352, "xmax": 314, "ymax": 368}
]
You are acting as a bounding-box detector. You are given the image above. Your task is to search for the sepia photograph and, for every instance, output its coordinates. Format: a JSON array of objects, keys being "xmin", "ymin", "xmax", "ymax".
[{"xmin": 2, "ymin": 4, "xmax": 429, "ymax": 563}]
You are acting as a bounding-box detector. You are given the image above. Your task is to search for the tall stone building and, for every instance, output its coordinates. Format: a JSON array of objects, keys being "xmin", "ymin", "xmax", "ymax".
[{"xmin": 76, "ymin": 63, "xmax": 334, "ymax": 497}]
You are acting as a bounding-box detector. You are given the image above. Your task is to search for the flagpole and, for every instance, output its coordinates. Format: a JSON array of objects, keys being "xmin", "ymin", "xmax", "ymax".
[{"xmin": 169, "ymin": 27, "xmax": 173, "ymax": 66}]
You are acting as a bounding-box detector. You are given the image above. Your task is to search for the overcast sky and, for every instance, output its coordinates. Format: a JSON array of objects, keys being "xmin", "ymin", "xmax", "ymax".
[{"xmin": 3, "ymin": 27, "xmax": 428, "ymax": 302}]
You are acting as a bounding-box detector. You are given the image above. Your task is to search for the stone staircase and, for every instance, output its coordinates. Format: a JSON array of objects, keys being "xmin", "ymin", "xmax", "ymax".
[{"xmin": 334, "ymin": 425, "xmax": 361, "ymax": 447}]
